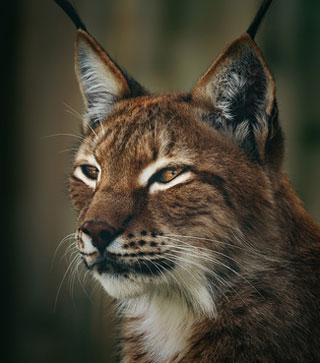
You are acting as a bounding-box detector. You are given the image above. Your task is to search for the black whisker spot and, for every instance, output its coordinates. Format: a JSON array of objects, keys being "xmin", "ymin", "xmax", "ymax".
[
  {"xmin": 138, "ymin": 240, "xmax": 146, "ymax": 246},
  {"xmin": 141, "ymin": 230, "xmax": 147, "ymax": 236}
]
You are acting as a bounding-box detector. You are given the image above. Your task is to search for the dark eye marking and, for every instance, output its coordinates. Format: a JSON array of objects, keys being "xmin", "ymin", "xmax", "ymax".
[
  {"xmin": 144, "ymin": 164, "xmax": 231, "ymax": 208},
  {"xmin": 71, "ymin": 174, "xmax": 84, "ymax": 183},
  {"xmin": 80, "ymin": 164, "xmax": 99, "ymax": 180},
  {"xmin": 193, "ymin": 170, "xmax": 233, "ymax": 209}
]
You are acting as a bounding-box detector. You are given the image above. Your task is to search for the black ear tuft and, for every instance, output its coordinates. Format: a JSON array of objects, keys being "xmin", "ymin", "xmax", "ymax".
[
  {"xmin": 247, "ymin": 0, "xmax": 273, "ymax": 40},
  {"xmin": 54, "ymin": 0, "xmax": 147, "ymax": 135},
  {"xmin": 54, "ymin": 0, "xmax": 87, "ymax": 31}
]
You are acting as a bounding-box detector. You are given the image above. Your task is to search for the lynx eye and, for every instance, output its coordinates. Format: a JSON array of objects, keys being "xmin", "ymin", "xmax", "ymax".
[
  {"xmin": 157, "ymin": 167, "xmax": 184, "ymax": 183},
  {"xmin": 80, "ymin": 165, "xmax": 99, "ymax": 180}
]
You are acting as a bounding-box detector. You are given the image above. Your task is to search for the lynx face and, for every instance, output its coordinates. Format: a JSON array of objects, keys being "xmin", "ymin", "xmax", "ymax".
[
  {"xmin": 68, "ymin": 28, "xmax": 282, "ymax": 314},
  {"xmin": 71, "ymin": 95, "xmax": 271, "ymax": 306}
]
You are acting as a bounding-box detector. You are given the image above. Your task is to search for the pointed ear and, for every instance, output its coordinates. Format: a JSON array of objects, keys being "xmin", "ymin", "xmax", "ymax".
[
  {"xmin": 75, "ymin": 30, "xmax": 146, "ymax": 134},
  {"xmin": 193, "ymin": 34, "xmax": 279, "ymax": 165}
]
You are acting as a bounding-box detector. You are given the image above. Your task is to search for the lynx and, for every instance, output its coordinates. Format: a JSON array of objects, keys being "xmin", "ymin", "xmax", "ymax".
[{"xmin": 54, "ymin": 0, "xmax": 320, "ymax": 362}]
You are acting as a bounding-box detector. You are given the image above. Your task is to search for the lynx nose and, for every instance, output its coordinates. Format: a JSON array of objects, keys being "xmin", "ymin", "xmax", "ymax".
[{"xmin": 80, "ymin": 221, "xmax": 116, "ymax": 253}]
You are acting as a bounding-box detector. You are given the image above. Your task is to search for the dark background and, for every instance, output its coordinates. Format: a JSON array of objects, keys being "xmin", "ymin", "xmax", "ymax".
[{"xmin": 3, "ymin": 1, "xmax": 320, "ymax": 362}]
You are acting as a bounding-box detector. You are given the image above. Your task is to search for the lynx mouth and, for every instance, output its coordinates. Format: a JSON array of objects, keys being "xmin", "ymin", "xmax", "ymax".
[{"xmin": 89, "ymin": 252, "xmax": 175, "ymax": 276}]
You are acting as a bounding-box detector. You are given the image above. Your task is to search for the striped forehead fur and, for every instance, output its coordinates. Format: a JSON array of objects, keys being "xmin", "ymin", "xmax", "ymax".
[{"xmin": 82, "ymin": 98, "xmax": 208, "ymax": 172}]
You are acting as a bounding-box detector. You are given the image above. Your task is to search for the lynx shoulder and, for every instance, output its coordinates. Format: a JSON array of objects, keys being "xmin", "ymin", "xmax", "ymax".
[{"xmin": 54, "ymin": 0, "xmax": 320, "ymax": 362}]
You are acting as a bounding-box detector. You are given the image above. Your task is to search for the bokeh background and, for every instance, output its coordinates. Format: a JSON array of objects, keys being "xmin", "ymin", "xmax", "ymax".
[{"xmin": 3, "ymin": 0, "xmax": 320, "ymax": 362}]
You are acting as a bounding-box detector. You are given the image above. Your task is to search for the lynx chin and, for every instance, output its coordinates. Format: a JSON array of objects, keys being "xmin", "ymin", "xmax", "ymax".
[{"xmin": 54, "ymin": 0, "xmax": 320, "ymax": 362}]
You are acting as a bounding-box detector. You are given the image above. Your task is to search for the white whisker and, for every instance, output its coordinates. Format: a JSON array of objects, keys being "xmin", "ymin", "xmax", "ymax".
[
  {"xmin": 63, "ymin": 103, "xmax": 83, "ymax": 120},
  {"xmin": 165, "ymin": 234, "xmax": 256, "ymax": 253},
  {"xmin": 164, "ymin": 251, "xmax": 230, "ymax": 299},
  {"xmin": 51, "ymin": 233, "xmax": 76, "ymax": 269},
  {"xmin": 54, "ymin": 253, "xmax": 80, "ymax": 312},
  {"xmin": 163, "ymin": 238, "xmax": 252, "ymax": 273},
  {"xmin": 165, "ymin": 246, "xmax": 261, "ymax": 297},
  {"xmin": 42, "ymin": 133, "xmax": 85, "ymax": 141}
]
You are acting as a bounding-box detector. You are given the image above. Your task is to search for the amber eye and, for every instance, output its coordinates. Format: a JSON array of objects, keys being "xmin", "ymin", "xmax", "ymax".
[
  {"xmin": 80, "ymin": 165, "xmax": 99, "ymax": 180},
  {"xmin": 157, "ymin": 167, "xmax": 184, "ymax": 183}
]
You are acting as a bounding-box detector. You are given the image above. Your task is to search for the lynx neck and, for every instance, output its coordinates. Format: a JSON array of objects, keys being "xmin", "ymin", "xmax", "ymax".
[{"xmin": 122, "ymin": 296, "xmax": 197, "ymax": 363}]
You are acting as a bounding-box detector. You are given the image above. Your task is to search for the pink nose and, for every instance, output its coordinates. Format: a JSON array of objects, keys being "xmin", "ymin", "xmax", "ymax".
[{"xmin": 80, "ymin": 221, "xmax": 116, "ymax": 253}]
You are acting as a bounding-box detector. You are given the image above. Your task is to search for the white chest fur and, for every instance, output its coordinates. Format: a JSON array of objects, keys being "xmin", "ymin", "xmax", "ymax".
[{"xmin": 126, "ymin": 296, "xmax": 196, "ymax": 362}]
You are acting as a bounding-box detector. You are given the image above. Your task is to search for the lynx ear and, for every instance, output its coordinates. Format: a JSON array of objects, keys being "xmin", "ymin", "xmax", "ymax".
[
  {"xmin": 54, "ymin": 0, "xmax": 146, "ymax": 133},
  {"xmin": 192, "ymin": 34, "xmax": 277, "ymax": 163},
  {"xmin": 76, "ymin": 30, "xmax": 145, "ymax": 133}
]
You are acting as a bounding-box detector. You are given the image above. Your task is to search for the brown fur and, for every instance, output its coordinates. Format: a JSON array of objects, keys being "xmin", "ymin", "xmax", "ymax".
[{"xmin": 60, "ymin": 4, "xmax": 320, "ymax": 363}]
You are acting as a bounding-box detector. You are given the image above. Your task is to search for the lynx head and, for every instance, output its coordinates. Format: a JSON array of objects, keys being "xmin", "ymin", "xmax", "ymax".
[{"xmin": 57, "ymin": 0, "xmax": 281, "ymax": 315}]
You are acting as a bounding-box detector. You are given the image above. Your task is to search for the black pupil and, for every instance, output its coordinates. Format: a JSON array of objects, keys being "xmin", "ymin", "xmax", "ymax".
[{"xmin": 81, "ymin": 165, "xmax": 98, "ymax": 179}]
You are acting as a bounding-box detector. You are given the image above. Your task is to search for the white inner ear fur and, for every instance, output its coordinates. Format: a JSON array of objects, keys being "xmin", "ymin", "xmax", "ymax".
[
  {"xmin": 77, "ymin": 39, "xmax": 123, "ymax": 124},
  {"xmin": 74, "ymin": 152, "xmax": 101, "ymax": 189},
  {"xmin": 213, "ymin": 72, "xmax": 247, "ymax": 121}
]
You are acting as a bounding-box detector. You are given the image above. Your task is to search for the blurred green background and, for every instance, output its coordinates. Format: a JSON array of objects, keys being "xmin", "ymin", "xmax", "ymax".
[{"xmin": 3, "ymin": 0, "xmax": 320, "ymax": 362}]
